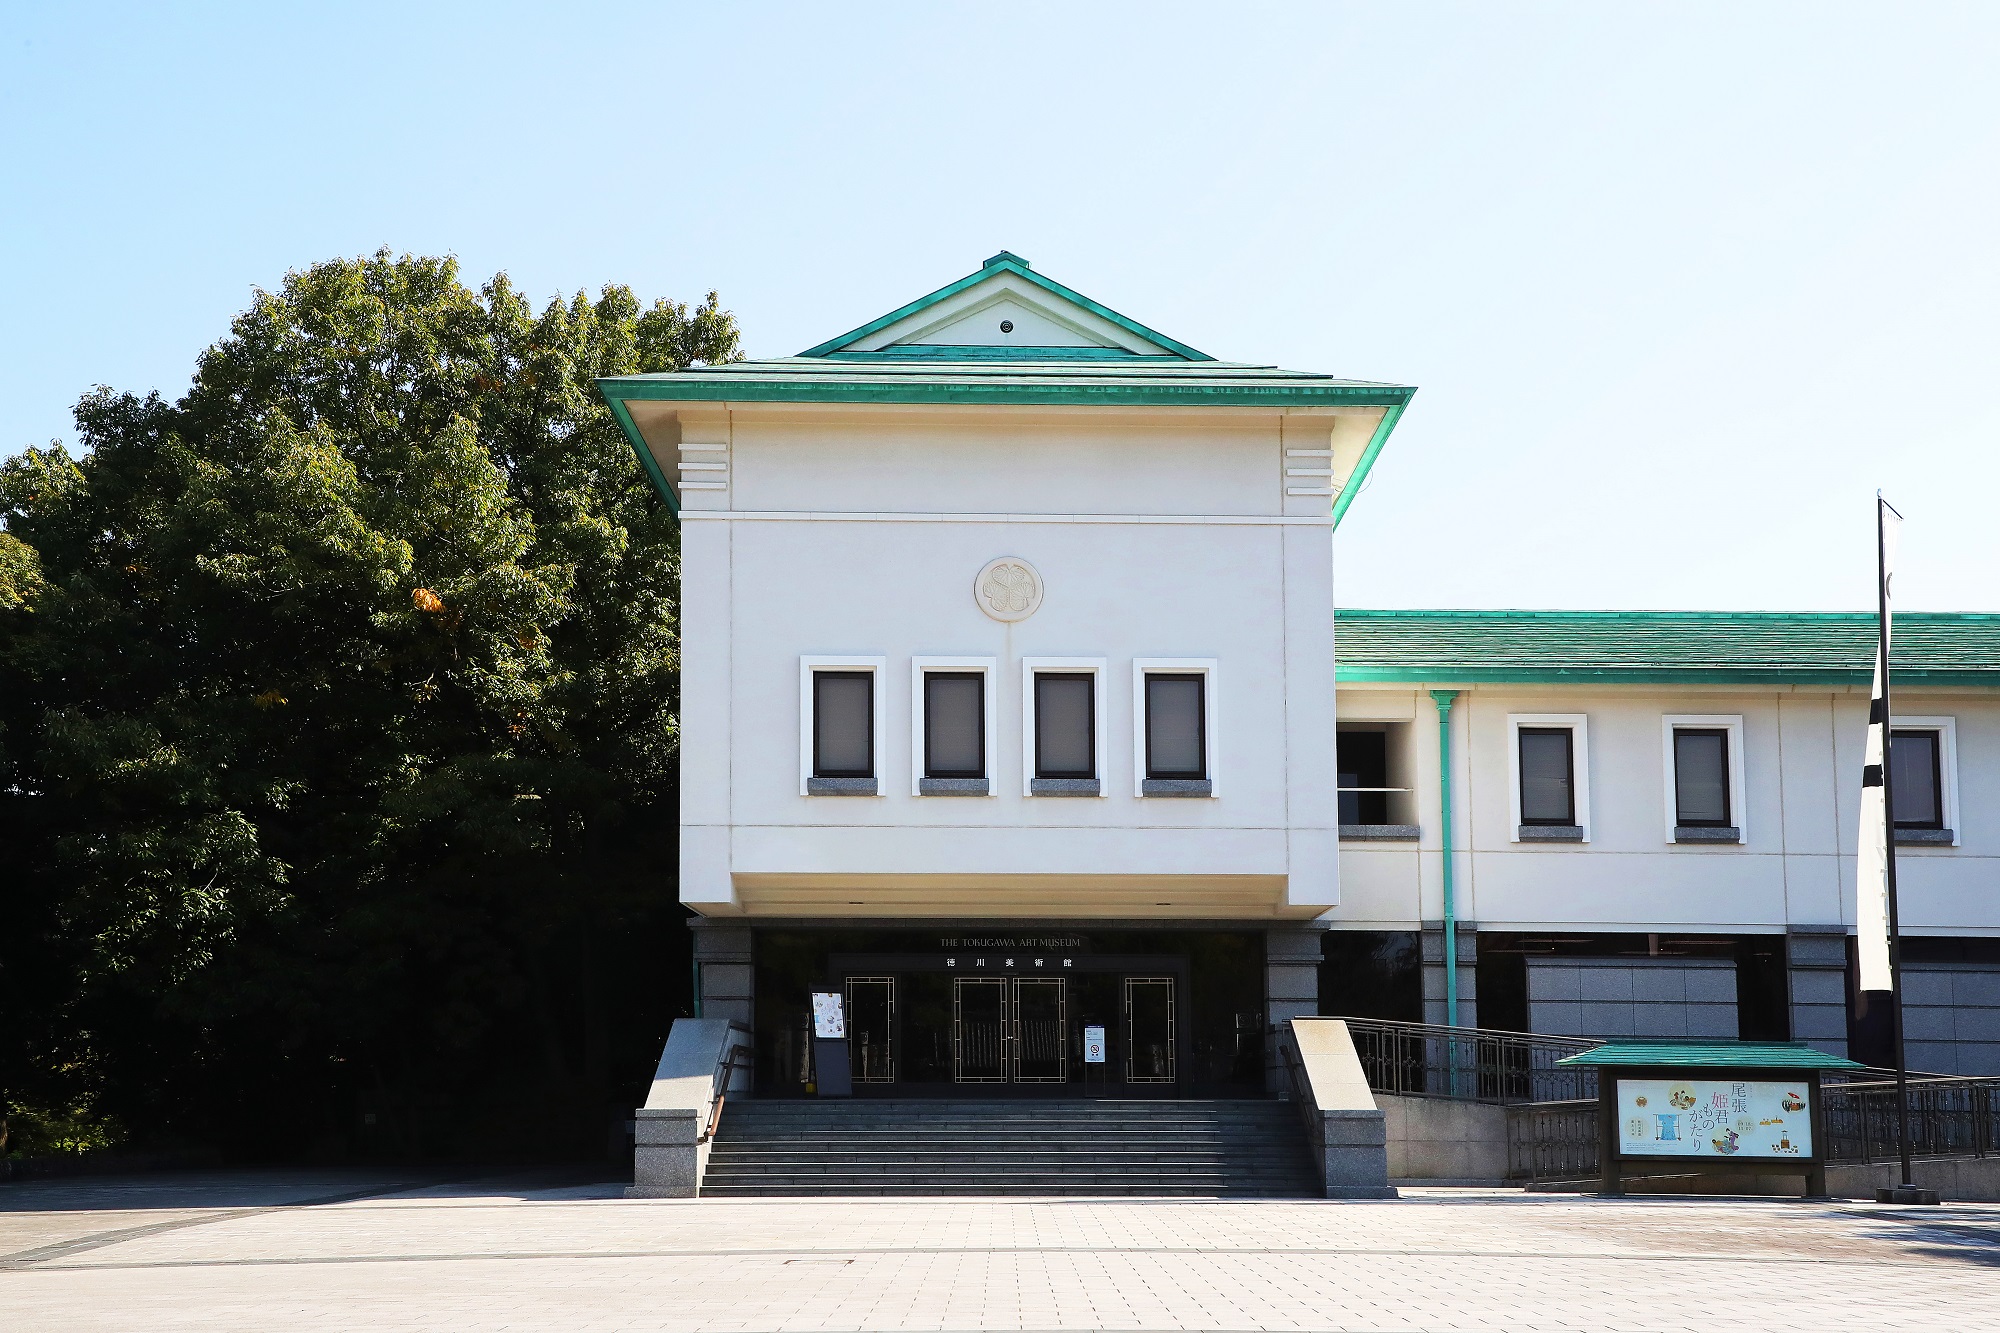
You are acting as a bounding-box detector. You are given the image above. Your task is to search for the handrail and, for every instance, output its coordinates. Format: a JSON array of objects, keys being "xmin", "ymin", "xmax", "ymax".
[
  {"xmin": 1277, "ymin": 1036, "xmax": 1325, "ymax": 1159},
  {"xmin": 699, "ymin": 1026, "xmax": 755, "ymax": 1145},
  {"xmin": 1339, "ymin": 1016, "xmax": 1600, "ymax": 1104}
]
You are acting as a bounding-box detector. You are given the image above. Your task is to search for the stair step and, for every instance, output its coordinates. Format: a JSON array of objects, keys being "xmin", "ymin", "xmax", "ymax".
[{"xmin": 699, "ymin": 1097, "xmax": 1317, "ymax": 1199}]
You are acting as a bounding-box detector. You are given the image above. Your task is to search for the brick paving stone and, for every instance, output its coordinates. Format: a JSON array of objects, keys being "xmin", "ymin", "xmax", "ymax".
[{"xmin": 1, "ymin": 1175, "xmax": 1997, "ymax": 1330}]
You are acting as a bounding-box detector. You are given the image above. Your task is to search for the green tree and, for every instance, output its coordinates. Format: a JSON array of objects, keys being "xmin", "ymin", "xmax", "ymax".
[{"xmin": 0, "ymin": 251, "xmax": 736, "ymax": 1158}]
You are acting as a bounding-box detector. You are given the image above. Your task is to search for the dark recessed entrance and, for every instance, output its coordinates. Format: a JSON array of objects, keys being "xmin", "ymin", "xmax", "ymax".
[{"xmin": 752, "ymin": 927, "xmax": 1265, "ymax": 1097}]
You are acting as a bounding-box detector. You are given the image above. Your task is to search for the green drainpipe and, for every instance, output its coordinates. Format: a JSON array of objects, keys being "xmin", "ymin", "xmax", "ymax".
[{"xmin": 1430, "ymin": 690, "xmax": 1461, "ymax": 1027}]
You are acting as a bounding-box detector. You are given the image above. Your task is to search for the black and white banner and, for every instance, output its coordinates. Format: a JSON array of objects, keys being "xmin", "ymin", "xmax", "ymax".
[{"xmin": 1856, "ymin": 498, "xmax": 1903, "ymax": 995}]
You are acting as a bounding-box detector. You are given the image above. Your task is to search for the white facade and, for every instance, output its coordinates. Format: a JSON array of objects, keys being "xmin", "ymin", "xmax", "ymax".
[
  {"xmin": 675, "ymin": 406, "xmax": 1373, "ymax": 920},
  {"xmin": 601, "ymin": 254, "xmax": 2000, "ymax": 1082},
  {"xmin": 1336, "ymin": 684, "xmax": 1999, "ymax": 937}
]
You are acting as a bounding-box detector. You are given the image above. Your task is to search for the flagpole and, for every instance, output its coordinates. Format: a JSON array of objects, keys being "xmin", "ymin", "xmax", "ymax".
[{"xmin": 1876, "ymin": 494, "xmax": 1915, "ymax": 1191}]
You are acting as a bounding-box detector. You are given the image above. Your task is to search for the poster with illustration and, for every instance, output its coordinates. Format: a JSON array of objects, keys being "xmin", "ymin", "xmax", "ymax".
[
  {"xmin": 1615, "ymin": 1079, "xmax": 1811, "ymax": 1159},
  {"xmin": 811, "ymin": 991, "xmax": 845, "ymax": 1039}
]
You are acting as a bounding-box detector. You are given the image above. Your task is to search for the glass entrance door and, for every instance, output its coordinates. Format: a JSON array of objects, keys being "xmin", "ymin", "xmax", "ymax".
[
  {"xmin": 1011, "ymin": 978, "xmax": 1067, "ymax": 1082},
  {"xmin": 953, "ymin": 977, "xmax": 1008, "ymax": 1082},
  {"xmin": 1124, "ymin": 976, "xmax": 1176, "ymax": 1083},
  {"xmin": 845, "ymin": 976, "xmax": 895, "ymax": 1084},
  {"xmin": 953, "ymin": 976, "xmax": 1069, "ymax": 1083}
]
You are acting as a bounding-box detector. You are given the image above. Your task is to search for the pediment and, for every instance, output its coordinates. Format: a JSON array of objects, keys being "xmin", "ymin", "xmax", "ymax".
[{"xmin": 801, "ymin": 253, "xmax": 1211, "ymax": 361}]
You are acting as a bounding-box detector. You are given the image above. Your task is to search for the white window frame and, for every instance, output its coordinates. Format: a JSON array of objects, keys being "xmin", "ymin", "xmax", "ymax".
[
  {"xmin": 910, "ymin": 656, "xmax": 999, "ymax": 795},
  {"xmin": 1660, "ymin": 714, "xmax": 1748, "ymax": 843},
  {"xmin": 1131, "ymin": 658, "xmax": 1219, "ymax": 797},
  {"xmin": 798, "ymin": 655, "xmax": 887, "ymax": 796},
  {"xmin": 1021, "ymin": 657, "xmax": 1108, "ymax": 796},
  {"xmin": 1891, "ymin": 715, "xmax": 1961, "ymax": 846},
  {"xmin": 1507, "ymin": 713, "xmax": 1591, "ymax": 843}
]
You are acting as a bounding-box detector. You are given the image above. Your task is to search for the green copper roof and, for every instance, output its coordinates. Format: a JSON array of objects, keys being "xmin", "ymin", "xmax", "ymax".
[
  {"xmin": 595, "ymin": 253, "xmax": 1416, "ymax": 517},
  {"xmin": 1335, "ymin": 609, "xmax": 2000, "ymax": 687},
  {"xmin": 598, "ymin": 356, "xmax": 1414, "ymax": 409},
  {"xmin": 1558, "ymin": 1040, "xmax": 1863, "ymax": 1070}
]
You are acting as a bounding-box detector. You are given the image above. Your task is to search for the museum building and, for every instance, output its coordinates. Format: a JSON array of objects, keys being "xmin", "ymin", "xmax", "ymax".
[{"xmin": 598, "ymin": 254, "xmax": 2000, "ymax": 1099}]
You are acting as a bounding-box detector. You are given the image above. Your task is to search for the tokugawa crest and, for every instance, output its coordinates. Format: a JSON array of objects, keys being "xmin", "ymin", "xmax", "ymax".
[{"xmin": 974, "ymin": 557, "xmax": 1043, "ymax": 622}]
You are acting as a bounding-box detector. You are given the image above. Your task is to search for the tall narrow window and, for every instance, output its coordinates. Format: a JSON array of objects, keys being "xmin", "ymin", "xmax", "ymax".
[
  {"xmin": 813, "ymin": 670, "xmax": 873, "ymax": 778},
  {"xmin": 1891, "ymin": 728, "xmax": 1944, "ymax": 830},
  {"xmin": 1518, "ymin": 727, "xmax": 1575, "ymax": 825},
  {"xmin": 1034, "ymin": 673, "xmax": 1095, "ymax": 779},
  {"xmin": 1144, "ymin": 673, "xmax": 1206, "ymax": 780},
  {"xmin": 1673, "ymin": 728, "xmax": 1731, "ymax": 827},
  {"xmin": 924, "ymin": 672, "xmax": 984, "ymax": 779},
  {"xmin": 1337, "ymin": 730, "xmax": 1390, "ymax": 825}
]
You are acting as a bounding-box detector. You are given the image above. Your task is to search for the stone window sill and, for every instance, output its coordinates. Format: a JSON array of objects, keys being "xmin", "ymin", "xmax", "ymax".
[
  {"xmin": 807, "ymin": 776, "xmax": 878, "ymax": 796},
  {"xmin": 1141, "ymin": 778, "xmax": 1213, "ymax": 797},
  {"xmin": 1895, "ymin": 828, "xmax": 1956, "ymax": 846},
  {"xmin": 1340, "ymin": 824, "xmax": 1421, "ymax": 841},
  {"xmin": 919, "ymin": 777, "xmax": 990, "ymax": 797},
  {"xmin": 1030, "ymin": 777, "xmax": 1100, "ymax": 797},
  {"xmin": 1674, "ymin": 825, "xmax": 1742, "ymax": 844},
  {"xmin": 1518, "ymin": 824, "xmax": 1585, "ymax": 842}
]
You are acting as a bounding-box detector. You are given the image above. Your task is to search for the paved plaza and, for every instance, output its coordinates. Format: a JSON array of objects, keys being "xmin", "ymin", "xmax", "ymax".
[{"xmin": 3, "ymin": 1171, "xmax": 1999, "ymax": 1331}]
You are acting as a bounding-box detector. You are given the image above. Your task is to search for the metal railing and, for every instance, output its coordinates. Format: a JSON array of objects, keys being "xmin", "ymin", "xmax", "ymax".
[
  {"xmin": 1823, "ymin": 1075, "xmax": 2000, "ymax": 1164},
  {"xmin": 1506, "ymin": 1099, "xmax": 1600, "ymax": 1182},
  {"xmin": 700, "ymin": 1024, "xmax": 756, "ymax": 1144},
  {"xmin": 1340, "ymin": 1017, "xmax": 1601, "ymax": 1104},
  {"xmin": 1503, "ymin": 1075, "xmax": 2000, "ymax": 1181}
]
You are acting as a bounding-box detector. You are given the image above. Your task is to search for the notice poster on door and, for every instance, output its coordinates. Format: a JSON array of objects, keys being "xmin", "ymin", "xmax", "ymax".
[
  {"xmin": 1083, "ymin": 1025, "xmax": 1106, "ymax": 1063},
  {"xmin": 1615, "ymin": 1079, "xmax": 1811, "ymax": 1159},
  {"xmin": 811, "ymin": 991, "xmax": 845, "ymax": 1039}
]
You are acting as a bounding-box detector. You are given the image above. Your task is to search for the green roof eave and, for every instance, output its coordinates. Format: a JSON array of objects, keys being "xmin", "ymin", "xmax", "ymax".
[
  {"xmin": 1334, "ymin": 665, "xmax": 1999, "ymax": 687},
  {"xmin": 595, "ymin": 375, "xmax": 1415, "ymax": 410},
  {"xmin": 797, "ymin": 254, "xmax": 1216, "ymax": 361},
  {"xmin": 600, "ymin": 389, "xmax": 679, "ymax": 516},
  {"xmin": 1558, "ymin": 1040, "xmax": 1862, "ymax": 1070}
]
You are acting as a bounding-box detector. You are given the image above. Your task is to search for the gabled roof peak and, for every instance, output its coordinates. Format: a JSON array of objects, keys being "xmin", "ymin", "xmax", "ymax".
[{"xmin": 799, "ymin": 252, "xmax": 1213, "ymax": 362}]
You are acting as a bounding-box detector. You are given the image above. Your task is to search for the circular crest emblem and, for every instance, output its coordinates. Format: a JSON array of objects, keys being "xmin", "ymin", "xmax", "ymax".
[{"xmin": 974, "ymin": 557, "xmax": 1043, "ymax": 623}]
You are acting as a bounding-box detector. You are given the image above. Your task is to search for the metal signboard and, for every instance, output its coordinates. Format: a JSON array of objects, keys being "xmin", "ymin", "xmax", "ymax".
[
  {"xmin": 811, "ymin": 991, "xmax": 846, "ymax": 1039},
  {"xmin": 1614, "ymin": 1079, "xmax": 1812, "ymax": 1160},
  {"xmin": 1083, "ymin": 1025, "xmax": 1106, "ymax": 1064}
]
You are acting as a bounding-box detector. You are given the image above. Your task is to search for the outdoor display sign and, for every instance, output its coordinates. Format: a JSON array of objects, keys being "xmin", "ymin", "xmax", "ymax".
[
  {"xmin": 1615, "ymin": 1079, "xmax": 1812, "ymax": 1159},
  {"xmin": 1084, "ymin": 1025, "xmax": 1106, "ymax": 1064},
  {"xmin": 1556, "ymin": 1040, "xmax": 1861, "ymax": 1199},
  {"xmin": 811, "ymin": 991, "xmax": 845, "ymax": 1039}
]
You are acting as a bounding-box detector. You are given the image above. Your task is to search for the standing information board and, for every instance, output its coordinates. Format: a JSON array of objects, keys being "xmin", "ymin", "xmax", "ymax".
[
  {"xmin": 810, "ymin": 991, "xmax": 851, "ymax": 1097},
  {"xmin": 1557, "ymin": 1040, "xmax": 1862, "ymax": 1198}
]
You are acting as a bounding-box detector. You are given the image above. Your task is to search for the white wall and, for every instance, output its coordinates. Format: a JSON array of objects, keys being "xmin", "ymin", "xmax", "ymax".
[
  {"xmin": 1333, "ymin": 683, "xmax": 2000, "ymax": 936},
  {"xmin": 677, "ymin": 406, "xmax": 1348, "ymax": 915}
]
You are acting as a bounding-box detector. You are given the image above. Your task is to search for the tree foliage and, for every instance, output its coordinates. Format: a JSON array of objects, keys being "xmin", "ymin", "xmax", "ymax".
[{"xmin": 0, "ymin": 251, "xmax": 735, "ymax": 1158}]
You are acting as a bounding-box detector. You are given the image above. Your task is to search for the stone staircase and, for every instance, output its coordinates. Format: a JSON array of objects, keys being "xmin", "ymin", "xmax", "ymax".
[{"xmin": 700, "ymin": 1098, "xmax": 1319, "ymax": 1197}]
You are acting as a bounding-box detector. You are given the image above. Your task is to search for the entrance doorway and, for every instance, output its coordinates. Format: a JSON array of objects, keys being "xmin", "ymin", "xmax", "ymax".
[
  {"xmin": 845, "ymin": 976, "xmax": 895, "ymax": 1084},
  {"xmin": 952, "ymin": 976, "xmax": 1070, "ymax": 1083},
  {"xmin": 1125, "ymin": 976, "xmax": 1176, "ymax": 1083}
]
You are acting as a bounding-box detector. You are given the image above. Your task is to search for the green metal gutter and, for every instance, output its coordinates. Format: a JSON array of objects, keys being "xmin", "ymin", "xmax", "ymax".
[
  {"xmin": 1330, "ymin": 401, "xmax": 1408, "ymax": 530},
  {"xmin": 596, "ymin": 377, "xmax": 1414, "ymax": 411},
  {"xmin": 1338, "ymin": 666, "xmax": 1996, "ymax": 687},
  {"xmin": 1430, "ymin": 690, "xmax": 1461, "ymax": 1028}
]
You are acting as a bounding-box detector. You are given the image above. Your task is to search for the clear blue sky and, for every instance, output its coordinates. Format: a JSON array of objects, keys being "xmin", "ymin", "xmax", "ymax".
[{"xmin": 5, "ymin": 2, "xmax": 1996, "ymax": 611}]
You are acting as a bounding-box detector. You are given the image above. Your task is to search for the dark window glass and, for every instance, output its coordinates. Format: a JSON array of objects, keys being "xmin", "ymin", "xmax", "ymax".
[
  {"xmin": 1145, "ymin": 674, "xmax": 1206, "ymax": 779},
  {"xmin": 1673, "ymin": 728, "xmax": 1731, "ymax": 827},
  {"xmin": 1890, "ymin": 729, "xmax": 1943, "ymax": 829},
  {"xmin": 1518, "ymin": 728, "xmax": 1575, "ymax": 825},
  {"xmin": 924, "ymin": 672, "xmax": 984, "ymax": 778},
  {"xmin": 813, "ymin": 671, "xmax": 872, "ymax": 777},
  {"xmin": 1034, "ymin": 673, "xmax": 1094, "ymax": 779},
  {"xmin": 1337, "ymin": 730, "xmax": 1389, "ymax": 825}
]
